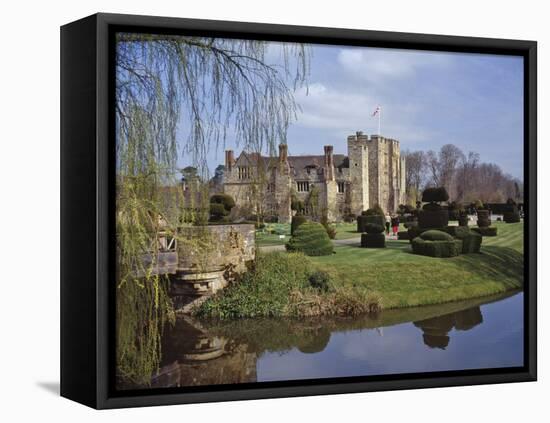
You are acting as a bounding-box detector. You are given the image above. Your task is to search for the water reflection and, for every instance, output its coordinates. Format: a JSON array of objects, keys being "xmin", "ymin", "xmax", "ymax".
[
  {"xmin": 413, "ymin": 307, "xmax": 483, "ymax": 349},
  {"xmin": 139, "ymin": 291, "xmax": 522, "ymax": 389}
]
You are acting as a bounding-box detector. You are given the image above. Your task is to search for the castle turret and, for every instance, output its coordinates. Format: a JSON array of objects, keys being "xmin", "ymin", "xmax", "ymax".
[{"xmin": 347, "ymin": 131, "xmax": 369, "ymax": 215}]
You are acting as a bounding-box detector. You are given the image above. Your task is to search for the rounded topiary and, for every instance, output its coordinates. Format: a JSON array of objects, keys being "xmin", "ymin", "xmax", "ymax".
[
  {"xmin": 286, "ymin": 222, "xmax": 334, "ymax": 256},
  {"xmin": 210, "ymin": 194, "xmax": 236, "ymax": 212},
  {"xmin": 364, "ymin": 223, "xmax": 384, "ymax": 234},
  {"xmin": 422, "ymin": 187, "xmax": 449, "ymax": 203},
  {"xmin": 209, "ymin": 202, "xmax": 229, "ymax": 222},
  {"xmin": 357, "ymin": 214, "xmax": 386, "ymax": 232},
  {"xmin": 503, "ymin": 199, "xmax": 520, "ymax": 223},
  {"xmin": 291, "ymin": 214, "xmax": 308, "ymax": 235},
  {"xmin": 362, "ymin": 204, "xmax": 385, "ymax": 217},
  {"xmin": 420, "ymin": 230, "xmax": 454, "ymax": 241},
  {"xmin": 458, "ymin": 214, "xmax": 469, "ymax": 227},
  {"xmin": 361, "ymin": 233, "xmax": 386, "ymax": 248}
]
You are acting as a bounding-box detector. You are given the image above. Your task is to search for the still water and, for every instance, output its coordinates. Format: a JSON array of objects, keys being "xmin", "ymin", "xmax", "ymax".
[{"xmin": 148, "ymin": 291, "xmax": 523, "ymax": 388}]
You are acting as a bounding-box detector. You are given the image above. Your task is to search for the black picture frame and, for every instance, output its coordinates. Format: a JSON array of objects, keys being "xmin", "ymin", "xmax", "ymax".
[{"xmin": 60, "ymin": 12, "xmax": 537, "ymax": 409}]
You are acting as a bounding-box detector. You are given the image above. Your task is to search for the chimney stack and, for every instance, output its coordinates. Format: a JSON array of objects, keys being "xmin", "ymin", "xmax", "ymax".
[
  {"xmin": 279, "ymin": 143, "xmax": 288, "ymax": 163},
  {"xmin": 225, "ymin": 150, "xmax": 235, "ymax": 171},
  {"xmin": 324, "ymin": 145, "xmax": 334, "ymax": 181}
]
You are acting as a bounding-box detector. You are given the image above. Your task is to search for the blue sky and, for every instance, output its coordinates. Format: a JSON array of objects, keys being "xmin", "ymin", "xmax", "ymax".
[{"xmin": 178, "ymin": 42, "xmax": 524, "ymax": 179}]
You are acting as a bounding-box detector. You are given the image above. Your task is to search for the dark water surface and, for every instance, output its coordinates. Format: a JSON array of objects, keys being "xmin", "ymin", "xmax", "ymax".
[{"xmin": 148, "ymin": 291, "xmax": 523, "ymax": 388}]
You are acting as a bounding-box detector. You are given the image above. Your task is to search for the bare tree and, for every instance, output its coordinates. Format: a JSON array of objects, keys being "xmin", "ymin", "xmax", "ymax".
[
  {"xmin": 455, "ymin": 151, "xmax": 480, "ymax": 202},
  {"xmin": 403, "ymin": 150, "xmax": 426, "ymax": 204},
  {"xmin": 425, "ymin": 144, "xmax": 464, "ymax": 196}
]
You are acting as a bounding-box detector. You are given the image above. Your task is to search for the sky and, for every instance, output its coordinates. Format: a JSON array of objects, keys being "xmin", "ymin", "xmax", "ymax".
[{"xmin": 178, "ymin": 41, "xmax": 524, "ymax": 179}]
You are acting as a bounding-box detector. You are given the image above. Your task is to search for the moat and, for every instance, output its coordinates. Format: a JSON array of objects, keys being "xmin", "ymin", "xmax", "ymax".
[{"xmin": 135, "ymin": 291, "xmax": 523, "ymax": 389}]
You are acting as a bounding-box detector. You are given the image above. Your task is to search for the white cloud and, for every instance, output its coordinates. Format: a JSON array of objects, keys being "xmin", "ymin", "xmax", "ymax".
[
  {"xmin": 337, "ymin": 47, "xmax": 451, "ymax": 83},
  {"xmin": 293, "ymin": 82, "xmax": 435, "ymax": 144}
]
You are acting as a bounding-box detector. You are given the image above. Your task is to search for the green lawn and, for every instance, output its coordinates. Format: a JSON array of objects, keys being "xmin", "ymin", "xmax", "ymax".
[
  {"xmin": 256, "ymin": 221, "xmax": 364, "ymax": 246},
  {"xmin": 309, "ymin": 221, "xmax": 524, "ymax": 309}
]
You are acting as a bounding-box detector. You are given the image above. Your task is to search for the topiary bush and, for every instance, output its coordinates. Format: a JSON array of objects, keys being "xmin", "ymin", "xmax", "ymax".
[
  {"xmin": 476, "ymin": 210, "xmax": 491, "ymax": 228},
  {"xmin": 320, "ymin": 214, "xmax": 337, "ymax": 239},
  {"xmin": 397, "ymin": 231, "xmax": 409, "ymax": 240},
  {"xmin": 362, "ymin": 204, "xmax": 385, "ymax": 217},
  {"xmin": 411, "ymin": 235, "xmax": 461, "ymax": 258},
  {"xmin": 210, "ymin": 193, "xmax": 236, "ymax": 211},
  {"xmin": 458, "ymin": 230, "xmax": 482, "ymax": 254},
  {"xmin": 422, "ymin": 187, "xmax": 449, "ymax": 203},
  {"xmin": 209, "ymin": 202, "xmax": 229, "ymax": 222},
  {"xmin": 418, "ymin": 209, "xmax": 449, "ymax": 228},
  {"xmin": 291, "ymin": 214, "xmax": 308, "ymax": 235},
  {"xmin": 357, "ymin": 214, "xmax": 386, "ymax": 232},
  {"xmin": 286, "ymin": 222, "xmax": 334, "ymax": 256},
  {"xmin": 421, "ymin": 230, "xmax": 454, "ymax": 241},
  {"xmin": 503, "ymin": 199, "xmax": 520, "ymax": 223},
  {"xmin": 361, "ymin": 233, "xmax": 386, "ymax": 248},
  {"xmin": 364, "ymin": 223, "xmax": 384, "ymax": 234},
  {"xmin": 308, "ymin": 271, "xmax": 332, "ymax": 292},
  {"xmin": 471, "ymin": 227, "xmax": 498, "ymax": 237},
  {"xmin": 458, "ymin": 213, "xmax": 469, "ymax": 227}
]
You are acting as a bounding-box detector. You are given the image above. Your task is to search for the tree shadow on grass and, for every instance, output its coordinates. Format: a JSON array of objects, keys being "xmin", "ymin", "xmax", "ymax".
[{"xmin": 454, "ymin": 246, "xmax": 524, "ymax": 285}]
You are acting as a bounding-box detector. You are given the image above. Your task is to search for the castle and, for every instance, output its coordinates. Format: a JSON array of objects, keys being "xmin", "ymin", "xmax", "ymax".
[{"xmin": 222, "ymin": 132, "xmax": 406, "ymax": 223}]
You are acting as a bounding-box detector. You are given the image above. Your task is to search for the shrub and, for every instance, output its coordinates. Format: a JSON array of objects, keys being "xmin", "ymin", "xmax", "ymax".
[
  {"xmin": 459, "ymin": 230, "xmax": 482, "ymax": 254},
  {"xmin": 286, "ymin": 222, "xmax": 334, "ymax": 256},
  {"xmin": 422, "ymin": 202, "xmax": 442, "ymax": 211},
  {"xmin": 357, "ymin": 214, "xmax": 385, "ymax": 232},
  {"xmin": 196, "ymin": 252, "xmax": 312, "ymax": 318},
  {"xmin": 476, "ymin": 210, "xmax": 491, "ymax": 228},
  {"xmin": 291, "ymin": 214, "xmax": 308, "ymax": 235},
  {"xmin": 404, "ymin": 220, "xmax": 418, "ymax": 229},
  {"xmin": 447, "ymin": 201, "xmax": 463, "ymax": 221},
  {"xmin": 364, "ymin": 223, "xmax": 384, "ymax": 234},
  {"xmin": 361, "ymin": 204, "xmax": 385, "ymax": 217},
  {"xmin": 503, "ymin": 212, "xmax": 520, "ymax": 223},
  {"xmin": 397, "ymin": 231, "xmax": 409, "ymax": 240},
  {"xmin": 458, "ymin": 214, "xmax": 469, "ymax": 227},
  {"xmin": 210, "ymin": 194, "xmax": 236, "ymax": 211},
  {"xmin": 308, "ymin": 271, "xmax": 332, "ymax": 292},
  {"xmin": 420, "ymin": 230, "xmax": 454, "ymax": 241},
  {"xmin": 342, "ymin": 213, "xmax": 356, "ymax": 223},
  {"xmin": 411, "ymin": 237, "xmax": 461, "ymax": 258},
  {"xmin": 320, "ymin": 214, "xmax": 337, "ymax": 239},
  {"xmin": 422, "ymin": 187, "xmax": 449, "ymax": 203},
  {"xmin": 418, "ymin": 209, "xmax": 449, "ymax": 229},
  {"xmin": 361, "ymin": 233, "xmax": 386, "ymax": 248},
  {"xmin": 471, "ymin": 227, "xmax": 498, "ymax": 237},
  {"xmin": 209, "ymin": 202, "xmax": 229, "ymax": 222}
]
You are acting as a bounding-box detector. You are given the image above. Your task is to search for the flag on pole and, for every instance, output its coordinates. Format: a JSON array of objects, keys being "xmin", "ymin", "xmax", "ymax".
[{"xmin": 372, "ymin": 105, "xmax": 381, "ymax": 117}]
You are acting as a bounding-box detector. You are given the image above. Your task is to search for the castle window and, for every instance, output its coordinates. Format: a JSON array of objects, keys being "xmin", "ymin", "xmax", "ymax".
[
  {"xmin": 296, "ymin": 181, "xmax": 310, "ymax": 192},
  {"xmin": 238, "ymin": 166, "xmax": 251, "ymax": 180},
  {"xmin": 337, "ymin": 182, "xmax": 345, "ymax": 193}
]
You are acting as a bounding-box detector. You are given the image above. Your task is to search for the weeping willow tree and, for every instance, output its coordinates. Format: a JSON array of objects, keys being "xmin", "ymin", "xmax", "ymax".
[{"xmin": 115, "ymin": 32, "xmax": 310, "ymax": 385}]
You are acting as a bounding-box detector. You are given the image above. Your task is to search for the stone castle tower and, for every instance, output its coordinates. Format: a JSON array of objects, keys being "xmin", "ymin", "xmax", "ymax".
[{"xmin": 222, "ymin": 131, "xmax": 406, "ymax": 223}]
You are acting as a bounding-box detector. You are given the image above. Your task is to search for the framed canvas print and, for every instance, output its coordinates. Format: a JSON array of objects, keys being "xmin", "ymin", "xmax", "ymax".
[{"xmin": 60, "ymin": 13, "xmax": 537, "ymax": 409}]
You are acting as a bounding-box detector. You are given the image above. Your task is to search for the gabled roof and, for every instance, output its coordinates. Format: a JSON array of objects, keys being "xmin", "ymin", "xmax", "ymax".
[{"xmin": 234, "ymin": 152, "xmax": 349, "ymax": 170}]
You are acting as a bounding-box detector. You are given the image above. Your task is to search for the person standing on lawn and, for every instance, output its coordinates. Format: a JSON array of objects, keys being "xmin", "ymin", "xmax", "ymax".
[
  {"xmin": 391, "ymin": 214, "xmax": 400, "ymax": 237},
  {"xmin": 385, "ymin": 214, "xmax": 391, "ymax": 235}
]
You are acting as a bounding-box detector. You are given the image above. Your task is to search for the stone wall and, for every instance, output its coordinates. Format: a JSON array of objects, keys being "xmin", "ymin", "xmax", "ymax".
[{"xmin": 171, "ymin": 224, "xmax": 255, "ymax": 313}]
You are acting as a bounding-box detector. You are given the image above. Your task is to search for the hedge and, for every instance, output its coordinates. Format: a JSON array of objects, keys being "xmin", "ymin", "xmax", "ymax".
[
  {"xmin": 503, "ymin": 211, "xmax": 521, "ymax": 223},
  {"xmin": 422, "ymin": 187, "xmax": 449, "ymax": 203},
  {"xmin": 210, "ymin": 194, "xmax": 236, "ymax": 211},
  {"xmin": 286, "ymin": 222, "xmax": 334, "ymax": 256},
  {"xmin": 418, "ymin": 209, "xmax": 449, "ymax": 229},
  {"xmin": 411, "ymin": 237, "xmax": 461, "ymax": 258},
  {"xmin": 476, "ymin": 210, "xmax": 491, "ymax": 228},
  {"xmin": 291, "ymin": 215, "xmax": 308, "ymax": 235},
  {"xmin": 364, "ymin": 223, "xmax": 384, "ymax": 234},
  {"xmin": 471, "ymin": 227, "xmax": 498, "ymax": 237},
  {"xmin": 357, "ymin": 214, "xmax": 385, "ymax": 232},
  {"xmin": 397, "ymin": 231, "xmax": 409, "ymax": 240},
  {"xmin": 361, "ymin": 233, "xmax": 386, "ymax": 248},
  {"xmin": 420, "ymin": 230, "xmax": 454, "ymax": 241}
]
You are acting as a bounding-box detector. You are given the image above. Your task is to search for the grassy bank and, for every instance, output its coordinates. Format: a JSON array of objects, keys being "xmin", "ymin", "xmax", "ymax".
[{"xmin": 198, "ymin": 221, "xmax": 524, "ymax": 317}]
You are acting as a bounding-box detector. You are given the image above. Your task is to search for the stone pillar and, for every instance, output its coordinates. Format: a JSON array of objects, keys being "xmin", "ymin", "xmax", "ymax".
[{"xmin": 276, "ymin": 143, "xmax": 292, "ymax": 223}]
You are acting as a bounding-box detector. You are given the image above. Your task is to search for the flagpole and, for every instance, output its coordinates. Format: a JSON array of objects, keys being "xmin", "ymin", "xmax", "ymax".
[{"xmin": 378, "ymin": 106, "xmax": 381, "ymax": 136}]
